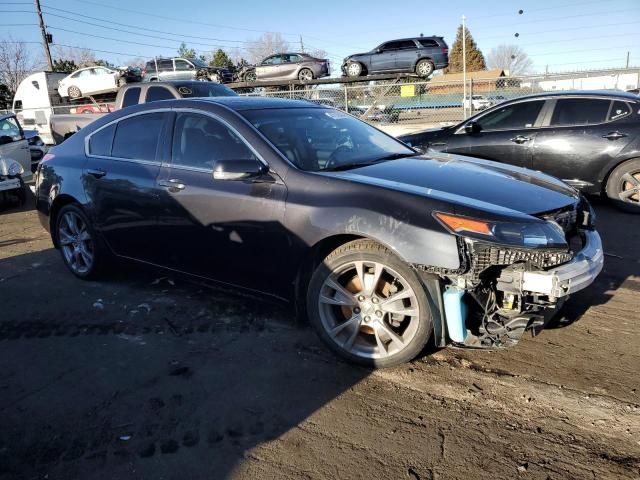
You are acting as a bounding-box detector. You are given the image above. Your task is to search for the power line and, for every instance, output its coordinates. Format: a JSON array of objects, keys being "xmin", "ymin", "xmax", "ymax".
[{"xmin": 478, "ymin": 20, "xmax": 640, "ymax": 42}]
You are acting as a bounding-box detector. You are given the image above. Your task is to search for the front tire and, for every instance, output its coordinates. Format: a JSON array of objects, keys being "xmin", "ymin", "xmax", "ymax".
[
  {"xmin": 605, "ymin": 159, "xmax": 640, "ymax": 212},
  {"xmin": 346, "ymin": 62, "xmax": 363, "ymax": 77},
  {"xmin": 55, "ymin": 204, "xmax": 108, "ymax": 279},
  {"xmin": 307, "ymin": 240, "xmax": 433, "ymax": 368},
  {"xmin": 67, "ymin": 85, "xmax": 82, "ymax": 99},
  {"xmin": 244, "ymin": 70, "xmax": 257, "ymax": 82},
  {"xmin": 416, "ymin": 59, "xmax": 435, "ymax": 77}
]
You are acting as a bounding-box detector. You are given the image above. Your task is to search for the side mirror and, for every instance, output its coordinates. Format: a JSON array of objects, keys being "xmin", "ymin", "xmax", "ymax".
[
  {"xmin": 0, "ymin": 135, "xmax": 13, "ymax": 146},
  {"xmin": 464, "ymin": 121, "xmax": 481, "ymax": 134},
  {"xmin": 213, "ymin": 159, "xmax": 267, "ymax": 181},
  {"xmin": 375, "ymin": 48, "xmax": 382, "ymax": 54}
]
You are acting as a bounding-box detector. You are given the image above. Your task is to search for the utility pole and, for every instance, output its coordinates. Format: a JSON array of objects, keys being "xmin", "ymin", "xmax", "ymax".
[
  {"xmin": 299, "ymin": 35, "xmax": 305, "ymax": 53},
  {"xmin": 626, "ymin": 51, "xmax": 630, "ymax": 69},
  {"xmin": 462, "ymin": 15, "xmax": 467, "ymax": 119},
  {"xmin": 35, "ymin": 0, "xmax": 53, "ymax": 71}
]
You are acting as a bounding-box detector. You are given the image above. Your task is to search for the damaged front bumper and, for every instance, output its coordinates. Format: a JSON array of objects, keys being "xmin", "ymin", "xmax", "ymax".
[{"xmin": 521, "ymin": 230, "xmax": 603, "ymax": 298}]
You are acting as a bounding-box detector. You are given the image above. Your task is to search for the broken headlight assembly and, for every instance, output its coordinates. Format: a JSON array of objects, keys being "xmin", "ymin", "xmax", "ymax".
[{"xmin": 434, "ymin": 212, "xmax": 567, "ymax": 249}]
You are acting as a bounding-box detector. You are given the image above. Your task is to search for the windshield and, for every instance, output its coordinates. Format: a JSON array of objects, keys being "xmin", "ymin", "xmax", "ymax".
[
  {"xmin": 242, "ymin": 108, "xmax": 416, "ymax": 171},
  {"xmin": 191, "ymin": 58, "xmax": 209, "ymax": 68},
  {"xmin": 174, "ymin": 83, "xmax": 237, "ymax": 97}
]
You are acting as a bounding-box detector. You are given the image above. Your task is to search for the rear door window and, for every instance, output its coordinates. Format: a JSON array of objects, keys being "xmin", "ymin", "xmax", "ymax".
[
  {"xmin": 608, "ymin": 101, "xmax": 632, "ymax": 121},
  {"xmin": 112, "ymin": 112, "xmax": 165, "ymax": 161},
  {"xmin": 89, "ymin": 123, "xmax": 116, "ymax": 156},
  {"xmin": 476, "ymin": 100, "xmax": 544, "ymax": 131},
  {"xmin": 145, "ymin": 86, "xmax": 175, "ymax": 103},
  {"xmin": 419, "ymin": 39, "xmax": 439, "ymax": 48},
  {"xmin": 158, "ymin": 60, "xmax": 173, "ymax": 72},
  {"xmin": 550, "ymin": 98, "xmax": 611, "ymax": 126},
  {"xmin": 121, "ymin": 87, "xmax": 141, "ymax": 108}
]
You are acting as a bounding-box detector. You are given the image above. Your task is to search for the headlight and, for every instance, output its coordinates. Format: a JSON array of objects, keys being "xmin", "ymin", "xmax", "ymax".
[
  {"xmin": 8, "ymin": 161, "xmax": 24, "ymax": 176},
  {"xmin": 434, "ymin": 212, "xmax": 567, "ymax": 248}
]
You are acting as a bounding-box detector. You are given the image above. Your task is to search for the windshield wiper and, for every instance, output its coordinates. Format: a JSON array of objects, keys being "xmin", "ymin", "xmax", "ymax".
[
  {"xmin": 323, "ymin": 161, "xmax": 379, "ymax": 172},
  {"xmin": 369, "ymin": 152, "xmax": 418, "ymax": 162}
]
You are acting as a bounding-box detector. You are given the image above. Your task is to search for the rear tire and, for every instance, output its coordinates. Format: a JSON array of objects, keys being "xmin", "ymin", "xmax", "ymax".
[
  {"xmin": 416, "ymin": 59, "xmax": 435, "ymax": 77},
  {"xmin": 307, "ymin": 239, "xmax": 433, "ymax": 368},
  {"xmin": 298, "ymin": 68, "xmax": 314, "ymax": 82},
  {"xmin": 244, "ymin": 70, "xmax": 257, "ymax": 82},
  {"xmin": 605, "ymin": 159, "xmax": 640, "ymax": 213},
  {"xmin": 55, "ymin": 204, "xmax": 109, "ymax": 279}
]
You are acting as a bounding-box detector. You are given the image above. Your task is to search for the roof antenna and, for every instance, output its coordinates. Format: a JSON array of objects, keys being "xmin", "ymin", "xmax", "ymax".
[{"xmin": 419, "ymin": 33, "xmax": 424, "ymax": 37}]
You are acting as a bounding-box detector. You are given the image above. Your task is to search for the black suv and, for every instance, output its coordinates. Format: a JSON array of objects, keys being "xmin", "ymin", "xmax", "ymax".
[
  {"xmin": 399, "ymin": 91, "xmax": 640, "ymax": 212},
  {"xmin": 342, "ymin": 36, "xmax": 448, "ymax": 78},
  {"xmin": 143, "ymin": 57, "xmax": 233, "ymax": 84}
]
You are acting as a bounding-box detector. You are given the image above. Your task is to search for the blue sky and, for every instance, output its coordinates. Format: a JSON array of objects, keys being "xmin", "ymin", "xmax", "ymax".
[{"xmin": 1, "ymin": 0, "xmax": 639, "ymax": 74}]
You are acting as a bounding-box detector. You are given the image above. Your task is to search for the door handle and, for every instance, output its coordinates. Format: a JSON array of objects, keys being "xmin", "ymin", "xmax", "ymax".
[
  {"xmin": 87, "ymin": 168, "xmax": 106, "ymax": 178},
  {"xmin": 602, "ymin": 131, "xmax": 627, "ymax": 140},
  {"xmin": 510, "ymin": 135, "xmax": 531, "ymax": 144},
  {"xmin": 158, "ymin": 179, "xmax": 186, "ymax": 192}
]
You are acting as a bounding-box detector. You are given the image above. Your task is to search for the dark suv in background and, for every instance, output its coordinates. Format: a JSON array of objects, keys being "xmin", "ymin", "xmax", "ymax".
[
  {"xmin": 143, "ymin": 57, "xmax": 233, "ymax": 84},
  {"xmin": 342, "ymin": 36, "xmax": 448, "ymax": 78}
]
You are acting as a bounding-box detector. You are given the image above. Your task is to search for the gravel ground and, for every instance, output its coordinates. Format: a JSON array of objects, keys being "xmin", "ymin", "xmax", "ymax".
[{"xmin": 0, "ymin": 196, "xmax": 638, "ymax": 480}]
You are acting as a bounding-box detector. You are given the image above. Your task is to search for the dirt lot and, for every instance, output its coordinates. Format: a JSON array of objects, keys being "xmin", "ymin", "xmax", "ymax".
[{"xmin": 0, "ymin": 196, "xmax": 638, "ymax": 480}]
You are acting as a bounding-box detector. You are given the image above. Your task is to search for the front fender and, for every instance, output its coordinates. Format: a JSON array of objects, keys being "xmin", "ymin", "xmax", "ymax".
[{"xmin": 306, "ymin": 207, "xmax": 460, "ymax": 270}]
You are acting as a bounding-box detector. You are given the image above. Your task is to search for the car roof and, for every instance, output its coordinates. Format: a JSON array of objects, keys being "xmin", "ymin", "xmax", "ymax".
[
  {"xmin": 385, "ymin": 36, "xmax": 442, "ymax": 43},
  {"xmin": 505, "ymin": 90, "xmax": 640, "ymax": 102},
  {"xmin": 191, "ymin": 96, "xmax": 324, "ymax": 111}
]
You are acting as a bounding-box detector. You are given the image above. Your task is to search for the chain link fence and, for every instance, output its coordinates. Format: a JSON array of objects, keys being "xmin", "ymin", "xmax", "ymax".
[{"xmin": 241, "ymin": 68, "xmax": 640, "ymax": 133}]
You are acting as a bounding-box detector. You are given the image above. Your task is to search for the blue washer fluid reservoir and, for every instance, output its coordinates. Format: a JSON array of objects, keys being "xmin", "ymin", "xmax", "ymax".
[{"xmin": 443, "ymin": 287, "xmax": 467, "ymax": 343}]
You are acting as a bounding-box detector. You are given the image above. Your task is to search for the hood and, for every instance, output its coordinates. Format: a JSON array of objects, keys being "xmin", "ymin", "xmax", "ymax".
[
  {"xmin": 398, "ymin": 126, "xmax": 452, "ymax": 144},
  {"xmin": 322, "ymin": 153, "xmax": 578, "ymax": 217}
]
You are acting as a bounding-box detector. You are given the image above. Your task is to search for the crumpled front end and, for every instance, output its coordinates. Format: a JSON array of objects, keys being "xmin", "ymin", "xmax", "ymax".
[{"xmin": 422, "ymin": 199, "xmax": 603, "ymax": 348}]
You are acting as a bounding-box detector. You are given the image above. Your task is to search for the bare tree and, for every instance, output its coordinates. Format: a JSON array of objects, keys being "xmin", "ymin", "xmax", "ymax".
[
  {"xmin": 127, "ymin": 57, "xmax": 147, "ymax": 69},
  {"xmin": 487, "ymin": 44, "xmax": 533, "ymax": 76},
  {"xmin": 53, "ymin": 45, "xmax": 97, "ymax": 68},
  {"xmin": 308, "ymin": 48, "xmax": 327, "ymax": 59},
  {"xmin": 245, "ymin": 32, "xmax": 289, "ymax": 64},
  {"xmin": 0, "ymin": 37, "xmax": 41, "ymax": 96}
]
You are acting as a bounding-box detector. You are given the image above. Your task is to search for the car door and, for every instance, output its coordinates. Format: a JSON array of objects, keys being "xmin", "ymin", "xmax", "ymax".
[
  {"xmin": 256, "ymin": 55, "xmax": 281, "ymax": 80},
  {"xmin": 369, "ymin": 42, "xmax": 398, "ymax": 72},
  {"xmin": 173, "ymin": 59, "xmax": 195, "ymax": 80},
  {"xmin": 280, "ymin": 53, "xmax": 301, "ymax": 79},
  {"xmin": 445, "ymin": 99, "xmax": 547, "ymax": 168},
  {"xmin": 530, "ymin": 98, "xmax": 636, "ymax": 189},
  {"xmin": 154, "ymin": 110, "xmax": 289, "ymax": 293},
  {"xmin": 0, "ymin": 115, "xmax": 31, "ymax": 181},
  {"xmin": 394, "ymin": 40, "xmax": 419, "ymax": 71},
  {"xmin": 83, "ymin": 111, "xmax": 171, "ymax": 264},
  {"xmin": 73, "ymin": 69, "xmax": 94, "ymax": 95},
  {"xmin": 93, "ymin": 67, "xmax": 118, "ymax": 93}
]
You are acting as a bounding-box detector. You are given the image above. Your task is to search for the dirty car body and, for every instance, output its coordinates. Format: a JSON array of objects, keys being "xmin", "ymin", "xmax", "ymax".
[{"xmin": 35, "ymin": 97, "xmax": 603, "ymax": 366}]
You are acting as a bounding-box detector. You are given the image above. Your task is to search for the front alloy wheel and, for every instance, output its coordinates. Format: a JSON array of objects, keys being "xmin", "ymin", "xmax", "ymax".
[
  {"xmin": 606, "ymin": 158, "xmax": 640, "ymax": 212},
  {"xmin": 346, "ymin": 62, "xmax": 363, "ymax": 77},
  {"xmin": 308, "ymin": 240, "xmax": 432, "ymax": 367}
]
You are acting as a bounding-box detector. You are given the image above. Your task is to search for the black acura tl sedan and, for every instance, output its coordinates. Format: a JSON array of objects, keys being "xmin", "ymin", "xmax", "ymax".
[
  {"xmin": 398, "ymin": 91, "xmax": 640, "ymax": 212},
  {"xmin": 35, "ymin": 97, "xmax": 603, "ymax": 367}
]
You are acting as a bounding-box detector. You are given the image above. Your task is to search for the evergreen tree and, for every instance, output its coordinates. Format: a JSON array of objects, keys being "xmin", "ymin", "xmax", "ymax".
[
  {"xmin": 445, "ymin": 24, "xmax": 486, "ymax": 73},
  {"xmin": 210, "ymin": 49, "xmax": 233, "ymax": 68},
  {"xmin": 52, "ymin": 58, "xmax": 77, "ymax": 73},
  {"xmin": 178, "ymin": 42, "xmax": 196, "ymax": 60}
]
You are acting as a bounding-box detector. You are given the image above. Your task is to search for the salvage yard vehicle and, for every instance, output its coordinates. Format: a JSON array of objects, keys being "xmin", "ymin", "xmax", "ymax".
[
  {"xmin": 399, "ymin": 91, "xmax": 640, "ymax": 212},
  {"xmin": 463, "ymin": 95, "xmax": 492, "ymax": 111},
  {"xmin": 0, "ymin": 113, "xmax": 32, "ymax": 205},
  {"xmin": 243, "ymin": 53, "xmax": 330, "ymax": 82},
  {"xmin": 35, "ymin": 97, "xmax": 603, "ymax": 367},
  {"xmin": 57, "ymin": 66, "xmax": 131, "ymax": 99},
  {"xmin": 143, "ymin": 57, "xmax": 233, "ymax": 84},
  {"xmin": 342, "ymin": 36, "xmax": 449, "ymax": 78}
]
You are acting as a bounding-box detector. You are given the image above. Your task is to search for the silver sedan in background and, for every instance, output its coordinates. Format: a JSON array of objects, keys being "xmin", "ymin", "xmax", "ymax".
[{"xmin": 243, "ymin": 53, "xmax": 330, "ymax": 82}]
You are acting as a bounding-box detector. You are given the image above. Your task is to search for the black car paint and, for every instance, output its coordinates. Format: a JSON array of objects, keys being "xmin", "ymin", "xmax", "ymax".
[
  {"xmin": 36, "ymin": 97, "xmax": 581, "ymax": 305},
  {"xmin": 399, "ymin": 91, "xmax": 640, "ymax": 195}
]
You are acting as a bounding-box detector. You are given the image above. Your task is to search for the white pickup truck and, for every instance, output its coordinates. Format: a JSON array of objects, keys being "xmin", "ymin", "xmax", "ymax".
[{"xmin": 12, "ymin": 75, "xmax": 237, "ymax": 146}]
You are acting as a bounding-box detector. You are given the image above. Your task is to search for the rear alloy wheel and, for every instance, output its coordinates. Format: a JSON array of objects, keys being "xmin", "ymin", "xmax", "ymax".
[
  {"xmin": 606, "ymin": 159, "xmax": 640, "ymax": 212},
  {"xmin": 56, "ymin": 204, "xmax": 107, "ymax": 279},
  {"xmin": 298, "ymin": 68, "xmax": 314, "ymax": 82},
  {"xmin": 346, "ymin": 62, "xmax": 363, "ymax": 77},
  {"xmin": 307, "ymin": 240, "xmax": 432, "ymax": 367},
  {"xmin": 416, "ymin": 59, "xmax": 434, "ymax": 77},
  {"xmin": 67, "ymin": 85, "xmax": 82, "ymax": 99}
]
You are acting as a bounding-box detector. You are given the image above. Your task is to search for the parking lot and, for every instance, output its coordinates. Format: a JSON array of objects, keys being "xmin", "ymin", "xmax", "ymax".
[{"xmin": 0, "ymin": 196, "xmax": 639, "ymax": 480}]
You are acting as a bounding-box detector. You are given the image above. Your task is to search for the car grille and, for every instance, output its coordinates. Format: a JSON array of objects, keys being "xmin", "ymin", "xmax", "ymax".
[{"xmin": 473, "ymin": 245, "xmax": 574, "ymax": 272}]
